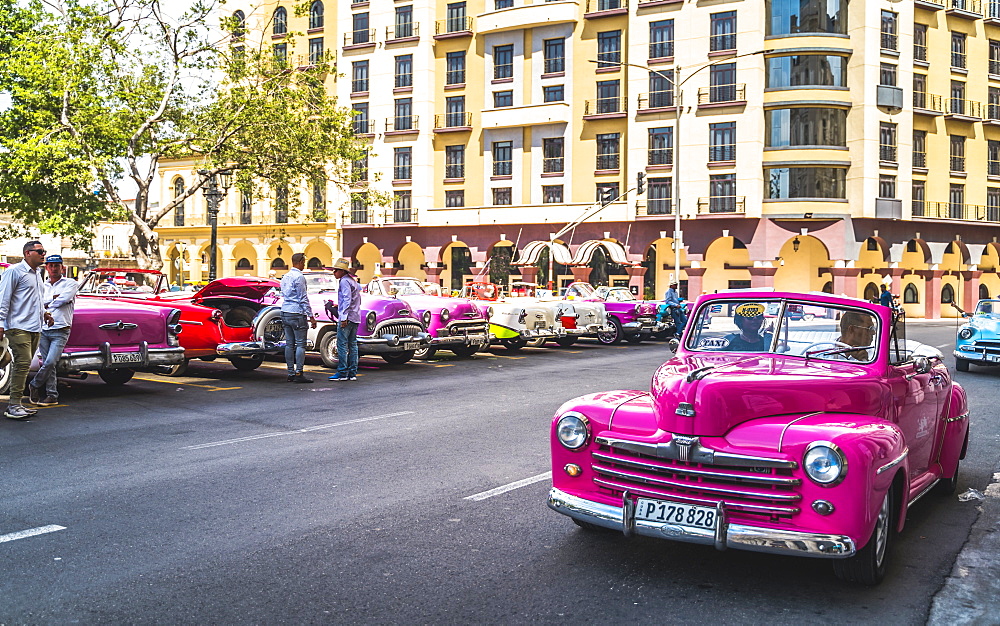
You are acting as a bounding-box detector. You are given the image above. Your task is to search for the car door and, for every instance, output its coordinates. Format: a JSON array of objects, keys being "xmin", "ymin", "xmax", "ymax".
[{"xmin": 887, "ymin": 357, "xmax": 939, "ymax": 476}]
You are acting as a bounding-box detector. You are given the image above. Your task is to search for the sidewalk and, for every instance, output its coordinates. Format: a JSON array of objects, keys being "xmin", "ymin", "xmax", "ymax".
[{"xmin": 927, "ymin": 472, "xmax": 1000, "ymax": 625}]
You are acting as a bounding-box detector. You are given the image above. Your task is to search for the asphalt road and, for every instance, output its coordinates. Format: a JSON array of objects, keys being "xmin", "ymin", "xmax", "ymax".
[{"xmin": 0, "ymin": 322, "xmax": 993, "ymax": 624}]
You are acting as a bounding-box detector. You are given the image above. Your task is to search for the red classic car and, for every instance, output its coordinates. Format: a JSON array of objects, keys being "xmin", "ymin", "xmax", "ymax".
[{"xmin": 79, "ymin": 269, "xmax": 282, "ymax": 375}]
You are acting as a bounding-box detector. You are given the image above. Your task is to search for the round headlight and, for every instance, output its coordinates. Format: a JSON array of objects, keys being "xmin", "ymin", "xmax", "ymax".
[
  {"xmin": 803, "ymin": 442, "xmax": 847, "ymax": 486},
  {"xmin": 422, "ymin": 310, "xmax": 432, "ymax": 325},
  {"xmin": 556, "ymin": 412, "xmax": 590, "ymax": 450},
  {"xmin": 366, "ymin": 311, "xmax": 377, "ymax": 331},
  {"xmin": 959, "ymin": 327, "xmax": 974, "ymax": 340},
  {"xmin": 440, "ymin": 308, "xmax": 450, "ymax": 322},
  {"xmin": 486, "ymin": 306, "xmax": 494, "ymax": 320}
]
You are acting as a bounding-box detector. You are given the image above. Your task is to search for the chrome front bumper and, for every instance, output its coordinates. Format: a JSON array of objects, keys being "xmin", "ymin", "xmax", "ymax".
[
  {"xmin": 953, "ymin": 349, "xmax": 999, "ymax": 364},
  {"xmin": 430, "ymin": 333, "xmax": 490, "ymax": 347},
  {"xmin": 623, "ymin": 319, "xmax": 659, "ymax": 334},
  {"xmin": 58, "ymin": 343, "xmax": 186, "ymax": 374},
  {"xmin": 561, "ymin": 324, "xmax": 613, "ymax": 336},
  {"xmin": 359, "ymin": 332, "xmax": 432, "ymax": 354},
  {"xmin": 517, "ymin": 328, "xmax": 558, "ymax": 339},
  {"xmin": 217, "ymin": 340, "xmax": 285, "ymax": 356},
  {"xmin": 548, "ymin": 488, "xmax": 856, "ymax": 559}
]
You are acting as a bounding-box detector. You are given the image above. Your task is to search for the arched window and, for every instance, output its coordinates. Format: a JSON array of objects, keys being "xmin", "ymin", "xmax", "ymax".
[
  {"xmin": 863, "ymin": 282, "xmax": 879, "ymax": 302},
  {"xmin": 904, "ymin": 283, "xmax": 919, "ymax": 303},
  {"xmin": 231, "ymin": 10, "xmax": 246, "ymax": 38},
  {"xmin": 173, "ymin": 177, "xmax": 185, "ymax": 227},
  {"xmin": 942, "ymin": 284, "xmax": 955, "ymax": 304},
  {"xmin": 273, "ymin": 7, "xmax": 287, "ymax": 35},
  {"xmin": 866, "ymin": 237, "xmax": 879, "ymax": 251},
  {"xmin": 236, "ymin": 258, "xmax": 252, "ymax": 270},
  {"xmin": 310, "ymin": 1, "xmax": 324, "ymax": 29},
  {"xmin": 981, "ymin": 284, "xmax": 991, "ymax": 299},
  {"xmin": 822, "ymin": 281, "xmax": 833, "ymax": 294},
  {"xmin": 271, "ymin": 257, "xmax": 287, "ymax": 269},
  {"xmin": 307, "ymin": 257, "xmax": 323, "ymax": 269}
]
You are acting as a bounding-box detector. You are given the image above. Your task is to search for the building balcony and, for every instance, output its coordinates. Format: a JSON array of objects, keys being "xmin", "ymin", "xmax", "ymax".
[
  {"xmin": 914, "ymin": 201, "xmax": 998, "ymax": 222},
  {"xmin": 476, "ymin": 1, "xmax": 580, "ymax": 34},
  {"xmin": 913, "ymin": 92, "xmax": 945, "ymax": 115},
  {"xmin": 697, "ymin": 84, "xmax": 747, "ymax": 108},
  {"xmin": 434, "ymin": 16, "xmax": 473, "ymax": 38},
  {"xmin": 945, "ymin": 97, "xmax": 982, "ymax": 121},
  {"xmin": 636, "ymin": 200, "xmax": 674, "ymax": 217},
  {"xmin": 391, "ymin": 207, "xmax": 418, "ymax": 224},
  {"xmin": 945, "ymin": 0, "xmax": 982, "ymax": 18},
  {"xmin": 343, "ymin": 29, "xmax": 376, "ymax": 49},
  {"xmin": 434, "ymin": 112, "xmax": 473, "ymax": 132},
  {"xmin": 637, "ymin": 92, "xmax": 675, "ymax": 112},
  {"xmin": 584, "ymin": 0, "xmax": 628, "ymax": 17},
  {"xmin": 877, "ymin": 85, "xmax": 904, "ymax": 111},
  {"xmin": 915, "ymin": 0, "xmax": 945, "ymax": 9},
  {"xmin": 697, "ymin": 196, "xmax": 745, "ymax": 214},
  {"xmin": 481, "ymin": 102, "xmax": 572, "ymax": 128},
  {"xmin": 875, "ymin": 198, "xmax": 902, "ymax": 219},
  {"xmin": 344, "ymin": 208, "xmax": 373, "ymax": 225},
  {"xmin": 985, "ymin": 103, "xmax": 1000, "ymax": 125},
  {"xmin": 385, "ymin": 115, "xmax": 419, "ymax": 134},
  {"xmin": 583, "ymin": 97, "xmax": 626, "ymax": 119},
  {"xmin": 385, "ymin": 22, "xmax": 419, "ymax": 43},
  {"xmin": 352, "ymin": 119, "xmax": 375, "ymax": 135},
  {"xmin": 986, "ymin": 0, "xmax": 1000, "ymax": 22}
]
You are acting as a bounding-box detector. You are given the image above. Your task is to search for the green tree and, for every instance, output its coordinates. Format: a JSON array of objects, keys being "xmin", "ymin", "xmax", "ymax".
[{"xmin": 0, "ymin": 0, "xmax": 371, "ymax": 269}]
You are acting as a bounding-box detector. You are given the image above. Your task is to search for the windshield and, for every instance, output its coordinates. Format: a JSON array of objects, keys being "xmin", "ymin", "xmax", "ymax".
[
  {"xmin": 303, "ymin": 272, "xmax": 339, "ymax": 293},
  {"xmin": 975, "ymin": 300, "xmax": 1000, "ymax": 318},
  {"xmin": 382, "ymin": 278, "xmax": 426, "ymax": 296},
  {"xmin": 595, "ymin": 287, "xmax": 636, "ymax": 302},
  {"xmin": 686, "ymin": 298, "xmax": 880, "ymax": 363},
  {"xmin": 80, "ymin": 271, "xmax": 164, "ymax": 295},
  {"xmin": 565, "ymin": 283, "xmax": 595, "ymax": 299}
]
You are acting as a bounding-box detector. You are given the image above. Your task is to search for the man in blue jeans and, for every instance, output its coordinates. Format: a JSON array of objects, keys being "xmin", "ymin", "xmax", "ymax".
[
  {"xmin": 28, "ymin": 255, "xmax": 79, "ymax": 407},
  {"xmin": 329, "ymin": 257, "xmax": 361, "ymax": 381},
  {"xmin": 280, "ymin": 253, "xmax": 316, "ymax": 383}
]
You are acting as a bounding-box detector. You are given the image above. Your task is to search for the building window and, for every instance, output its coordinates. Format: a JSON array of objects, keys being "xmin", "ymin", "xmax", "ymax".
[
  {"xmin": 353, "ymin": 155, "xmax": 368, "ymax": 182},
  {"xmin": 445, "ymin": 145, "xmax": 465, "ymax": 179},
  {"xmin": 173, "ymin": 178, "xmax": 185, "ymax": 226},
  {"xmin": 496, "ymin": 0, "xmax": 513, "ymax": 8},
  {"xmin": 903, "ymin": 283, "xmax": 919, "ymax": 304},
  {"xmin": 445, "ymin": 96, "xmax": 466, "ymax": 127},
  {"xmin": 312, "ymin": 181, "xmax": 326, "ymax": 221},
  {"xmin": 273, "ymin": 43, "xmax": 287, "ymax": 66},
  {"xmin": 393, "ymin": 191, "xmax": 412, "ymax": 222},
  {"xmin": 350, "ymin": 195, "xmax": 368, "ymax": 224},
  {"xmin": 765, "ymin": 0, "xmax": 847, "ymax": 35},
  {"xmin": 394, "ymin": 5, "xmax": 413, "ymax": 38},
  {"xmin": 880, "ymin": 11, "xmax": 897, "ymax": 51},
  {"xmin": 879, "ymin": 63, "xmax": 896, "ymax": 87},
  {"xmin": 445, "ymin": 190, "xmax": 465, "ymax": 207},
  {"xmin": 352, "ymin": 61, "xmax": 369, "ymax": 93},
  {"xmin": 493, "ymin": 91, "xmax": 513, "ymax": 107},
  {"xmin": 352, "ymin": 13, "xmax": 370, "ymax": 44},
  {"xmin": 596, "ymin": 80, "xmax": 621, "ymax": 113},
  {"xmin": 950, "ymin": 135, "xmax": 966, "ymax": 172},
  {"xmin": 273, "ymin": 7, "xmax": 287, "ymax": 35},
  {"xmin": 913, "ymin": 130, "xmax": 927, "ymax": 168},
  {"xmin": 544, "ymin": 38, "xmax": 565, "ymax": 74},
  {"xmin": 543, "ymin": 137, "xmax": 565, "ymax": 173},
  {"xmin": 446, "ymin": 2, "xmax": 467, "ymax": 33},
  {"xmin": 709, "ymin": 122, "xmax": 736, "ymax": 162},
  {"xmin": 765, "ymin": 167, "xmax": 847, "ymax": 199},
  {"xmin": 766, "ymin": 54, "xmax": 847, "ymax": 88},
  {"xmin": 542, "ymin": 185, "xmax": 564, "ymax": 203},
  {"xmin": 394, "ymin": 98, "xmax": 413, "ymax": 130},
  {"xmin": 493, "ymin": 188, "xmax": 512, "ymax": 205},
  {"xmin": 709, "ymin": 63, "xmax": 737, "ymax": 102},
  {"xmin": 941, "ymin": 284, "xmax": 956, "ymax": 304},
  {"xmin": 240, "ymin": 191, "xmax": 252, "ymax": 224},
  {"xmin": 446, "ymin": 51, "xmax": 466, "ymax": 85},
  {"xmin": 352, "ymin": 102, "xmax": 369, "ymax": 134},
  {"xmin": 649, "ymin": 70, "xmax": 674, "ymax": 107},
  {"xmin": 494, "ymin": 45, "xmax": 514, "ymax": 79},
  {"xmin": 596, "ymin": 183, "xmax": 619, "ymax": 203},
  {"xmin": 914, "ymin": 24, "xmax": 928, "ymax": 61},
  {"xmin": 988, "ymin": 187, "xmax": 1000, "ymax": 221},
  {"xmin": 543, "ymin": 85, "xmax": 565, "ymax": 102},
  {"xmin": 879, "ymin": 122, "xmax": 897, "ymax": 163},
  {"xmin": 765, "ymin": 108, "xmax": 846, "ymax": 147},
  {"xmin": 913, "ymin": 74, "xmax": 927, "ymax": 108},
  {"xmin": 991, "ymin": 87, "xmax": 1000, "ymax": 120},
  {"xmin": 951, "ymin": 80, "xmax": 967, "ymax": 115},
  {"xmin": 991, "ymin": 40, "xmax": 1000, "ymax": 75},
  {"xmin": 912, "ymin": 181, "xmax": 926, "ymax": 216},
  {"xmin": 596, "ymin": 133, "xmax": 620, "ymax": 170},
  {"xmin": 709, "ymin": 174, "xmax": 736, "ymax": 212},
  {"xmin": 950, "ymin": 183, "xmax": 965, "ymax": 219},
  {"xmin": 597, "ymin": 30, "xmax": 621, "ymax": 68},
  {"xmin": 310, "ymin": 1, "xmax": 324, "ymax": 29},
  {"xmin": 879, "ymin": 175, "xmax": 896, "ymax": 199},
  {"xmin": 394, "ymin": 147, "xmax": 412, "ymax": 180},
  {"xmin": 275, "ymin": 186, "xmax": 288, "ymax": 223},
  {"xmin": 493, "ymin": 141, "xmax": 513, "ymax": 176},
  {"xmin": 648, "ymin": 177, "xmax": 672, "ymax": 214},
  {"xmin": 952, "ymin": 32, "xmax": 967, "ymax": 69},
  {"xmin": 710, "ymin": 12, "xmax": 737, "ymax": 52},
  {"xmin": 395, "ymin": 55, "xmax": 413, "ymax": 88},
  {"xmin": 308, "ymin": 38, "xmax": 324, "ymax": 65},
  {"xmin": 649, "ymin": 19, "xmax": 674, "ymax": 59},
  {"xmin": 648, "ymin": 127, "xmax": 673, "ymax": 165},
  {"xmin": 990, "ymin": 140, "xmax": 1000, "ymax": 176}
]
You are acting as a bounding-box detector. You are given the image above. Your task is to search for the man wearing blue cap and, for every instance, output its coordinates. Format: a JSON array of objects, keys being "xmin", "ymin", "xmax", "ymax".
[{"xmin": 27, "ymin": 254, "xmax": 79, "ymax": 407}]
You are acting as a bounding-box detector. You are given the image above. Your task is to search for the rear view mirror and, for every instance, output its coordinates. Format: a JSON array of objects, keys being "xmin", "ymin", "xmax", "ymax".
[
  {"xmin": 667, "ymin": 338, "xmax": 679, "ymax": 353},
  {"xmin": 914, "ymin": 356, "xmax": 932, "ymax": 374}
]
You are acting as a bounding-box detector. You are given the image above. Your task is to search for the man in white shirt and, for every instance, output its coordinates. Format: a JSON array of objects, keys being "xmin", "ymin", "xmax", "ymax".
[
  {"xmin": 28, "ymin": 254, "xmax": 79, "ymax": 407},
  {"xmin": 0, "ymin": 241, "xmax": 46, "ymax": 420}
]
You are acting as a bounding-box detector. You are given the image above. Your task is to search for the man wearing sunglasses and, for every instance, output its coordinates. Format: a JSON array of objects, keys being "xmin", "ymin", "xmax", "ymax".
[{"xmin": 0, "ymin": 241, "xmax": 47, "ymax": 420}]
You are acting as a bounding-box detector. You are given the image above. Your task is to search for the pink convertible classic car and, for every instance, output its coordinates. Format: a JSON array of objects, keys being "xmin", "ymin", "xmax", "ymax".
[{"xmin": 549, "ymin": 291, "xmax": 969, "ymax": 585}]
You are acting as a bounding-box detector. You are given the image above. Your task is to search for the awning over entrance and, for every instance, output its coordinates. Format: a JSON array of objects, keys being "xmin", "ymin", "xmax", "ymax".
[
  {"xmin": 518, "ymin": 240, "xmax": 574, "ymax": 265},
  {"xmin": 571, "ymin": 239, "xmax": 631, "ymax": 265}
]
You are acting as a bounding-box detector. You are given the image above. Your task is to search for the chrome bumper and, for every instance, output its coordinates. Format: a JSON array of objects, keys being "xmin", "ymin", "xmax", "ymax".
[
  {"xmin": 623, "ymin": 320, "xmax": 658, "ymax": 334},
  {"xmin": 217, "ymin": 340, "xmax": 285, "ymax": 356},
  {"xmin": 562, "ymin": 324, "xmax": 613, "ymax": 336},
  {"xmin": 548, "ymin": 488, "xmax": 856, "ymax": 559},
  {"xmin": 518, "ymin": 328, "xmax": 558, "ymax": 339},
  {"xmin": 359, "ymin": 332, "xmax": 432, "ymax": 354},
  {"xmin": 430, "ymin": 333, "xmax": 490, "ymax": 347},
  {"xmin": 57, "ymin": 343, "xmax": 186, "ymax": 373},
  {"xmin": 953, "ymin": 350, "xmax": 997, "ymax": 364}
]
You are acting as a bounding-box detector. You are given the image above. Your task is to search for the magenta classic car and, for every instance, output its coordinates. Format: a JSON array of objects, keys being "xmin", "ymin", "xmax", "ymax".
[
  {"xmin": 365, "ymin": 276, "xmax": 489, "ymax": 359},
  {"xmin": 0, "ymin": 297, "xmax": 185, "ymax": 392},
  {"xmin": 563, "ymin": 282, "xmax": 669, "ymax": 344},
  {"xmin": 548, "ymin": 291, "xmax": 969, "ymax": 585},
  {"xmin": 253, "ymin": 271, "xmax": 431, "ymax": 366}
]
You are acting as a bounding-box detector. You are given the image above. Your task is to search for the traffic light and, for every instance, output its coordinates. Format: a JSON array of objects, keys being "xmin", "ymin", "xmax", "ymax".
[
  {"xmin": 599, "ymin": 187, "xmax": 614, "ymax": 206},
  {"xmin": 636, "ymin": 172, "xmax": 646, "ymax": 195}
]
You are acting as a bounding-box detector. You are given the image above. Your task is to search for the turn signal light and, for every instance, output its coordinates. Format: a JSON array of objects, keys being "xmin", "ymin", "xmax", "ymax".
[{"xmin": 564, "ymin": 464, "xmax": 582, "ymax": 477}]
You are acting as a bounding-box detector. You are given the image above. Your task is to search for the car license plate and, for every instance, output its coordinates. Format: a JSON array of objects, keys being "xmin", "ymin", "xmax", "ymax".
[
  {"xmin": 534, "ymin": 320, "xmax": 547, "ymax": 329},
  {"xmin": 110, "ymin": 352, "xmax": 143, "ymax": 364},
  {"xmin": 635, "ymin": 498, "xmax": 717, "ymax": 530},
  {"xmin": 403, "ymin": 341, "xmax": 419, "ymax": 350},
  {"xmin": 988, "ymin": 353, "xmax": 1000, "ymax": 362},
  {"xmin": 469, "ymin": 337, "xmax": 485, "ymax": 345}
]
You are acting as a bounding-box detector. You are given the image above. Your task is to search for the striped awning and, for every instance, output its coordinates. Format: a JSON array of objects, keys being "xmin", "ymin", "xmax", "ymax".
[
  {"xmin": 571, "ymin": 239, "xmax": 631, "ymax": 265},
  {"xmin": 517, "ymin": 240, "xmax": 574, "ymax": 265}
]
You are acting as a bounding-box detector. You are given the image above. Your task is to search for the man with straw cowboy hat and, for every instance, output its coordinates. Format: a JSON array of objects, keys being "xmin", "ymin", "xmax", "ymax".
[{"xmin": 329, "ymin": 257, "xmax": 361, "ymax": 381}]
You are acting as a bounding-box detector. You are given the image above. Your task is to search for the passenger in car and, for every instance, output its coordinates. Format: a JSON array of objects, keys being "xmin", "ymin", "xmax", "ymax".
[
  {"xmin": 835, "ymin": 310, "xmax": 878, "ymax": 361},
  {"xmin": 722, "ymin": 303, "xmax": 773, "ymax": 352}
]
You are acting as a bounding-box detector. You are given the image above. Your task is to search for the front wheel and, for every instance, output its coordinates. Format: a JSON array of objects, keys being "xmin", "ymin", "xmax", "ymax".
[
  {"xmin": 317, "ymin": 331, "xmax": 338, "ymax": 368},
  {"xmin": 99, "ymin": 368, "xmax": 135, "ymax": 386},
  {"xmin": 626, "ymin": 332, "xmax": 648, "ymax": 345},
  {"xmin": 499, "ymin": 337, "xmax": 527, "ymax": 352},
  {"xmin": 451, "ymin": 344, "xmax": 481, "ymax": 358},
  {"xmin": 597, "ymin": 318, "xmax": 624, "ymax": 345},
  {"xmin": 955, "ymin": 357, "xmax": 970, "ymax": 372},
  {"xmin": 229, "ymin": 355, "xmax": 264, "ymax": 371},
  {"xmin": 413, "ymin": 346, "xmax": 437, "ymax": 360},
  {"xmin": 832, "ymin": 487, "xmax": 893, "ymax": 585},
  {"xmin": 381, "ymin": 351, "xmax": 415, "ymax": 365},
  {"xmin": 555, "ymin": 336, "xmax": 578, "ymax": 348}
]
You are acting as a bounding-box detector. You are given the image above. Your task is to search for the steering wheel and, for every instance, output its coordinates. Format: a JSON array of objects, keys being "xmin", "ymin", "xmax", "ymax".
[
  {"xmin": 802, "ymin": 340, "xmax": 852, "ymax": 355},
  {"xmin": 96, "ymin": 283, "xmax": 122, "ymax": 296}
]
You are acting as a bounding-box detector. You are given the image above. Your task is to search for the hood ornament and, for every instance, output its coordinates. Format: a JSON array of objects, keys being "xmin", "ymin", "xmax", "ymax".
[{"xmin": 675, "ymin": 402, "xmax": 696, "ymax": 417}]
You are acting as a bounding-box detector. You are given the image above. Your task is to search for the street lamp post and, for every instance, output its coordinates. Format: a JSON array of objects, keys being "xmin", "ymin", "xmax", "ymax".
[{"xmin": 199, "ymin": 169, "xmax": 233, "ymax": 281}]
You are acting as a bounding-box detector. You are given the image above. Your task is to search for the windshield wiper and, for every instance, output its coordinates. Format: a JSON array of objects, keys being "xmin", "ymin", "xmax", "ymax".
[{"xmin": 806, "ymin": 345, "xmax": 875, "ymax": 359}]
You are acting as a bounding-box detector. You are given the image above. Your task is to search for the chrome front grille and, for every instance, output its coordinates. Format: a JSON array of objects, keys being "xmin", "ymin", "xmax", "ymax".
[
  {"xmin": 972, "ymin": 340, "xmax": 1000, "ymax": 355},
  {"xmin": 446, "ymin": 321, "xmax": 489, "ymax": 336},
  {"xmin": 592, "ymin": 438, "xmax": 801, "ymax": 518},
  {"xmin": 375, "ymin": 321, "xmax": 422, "ymax": 338}
]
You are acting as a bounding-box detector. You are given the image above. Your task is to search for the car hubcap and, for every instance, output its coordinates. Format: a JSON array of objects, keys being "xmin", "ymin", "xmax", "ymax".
[{"xmin": 874, "ymin": 492, "xmax": 890, "ymax": 567}]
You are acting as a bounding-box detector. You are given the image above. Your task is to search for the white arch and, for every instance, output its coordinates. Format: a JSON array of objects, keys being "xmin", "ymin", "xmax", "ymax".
[
  {"xmin": 518, "ymin": 240, "xmax": 573, "ymax": 265},
  {"xmin": 571, "ymin": 239, "xmax": 630, "ymax": 265}
]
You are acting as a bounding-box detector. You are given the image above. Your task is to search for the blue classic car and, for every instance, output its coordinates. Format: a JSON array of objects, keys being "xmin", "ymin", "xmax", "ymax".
[{"xmin": 954, "ymin": 299, "xmax": 1000, "ymax": 371}]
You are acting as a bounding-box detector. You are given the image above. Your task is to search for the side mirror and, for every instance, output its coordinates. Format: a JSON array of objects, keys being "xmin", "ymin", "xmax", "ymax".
[
  {"xmin": 914, "ymin": 356, "xmax": 932, "ymax": 374},
  {"xmin": 667, "ymin": 338, "xmax": 679, "ymax": 353}
]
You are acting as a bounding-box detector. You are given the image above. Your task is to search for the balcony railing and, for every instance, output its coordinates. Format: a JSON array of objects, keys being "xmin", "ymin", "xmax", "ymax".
[
  {"xmin": 351, "ymin": 80, "xmax": 369, "ymax": 93},
  {"xmin": 344, "ymin": 29, "xmax": 375, "ymax": 46},
  {"xmin": 544, "ymin": 57, "xmax": 565, "ymax": 74},
  {"xmin": 947, "ymin": 97, "xmax": 983, "ymax": 118},
  {"xmin": 392, "ymin": 207, "xmax": 417, "ymax": 223},
  {"xmin": 446, "ymin": 69, "xmax": 466, "ymax": 85},
  {"xmin": 586, "ymin": 0, "xmax": 627, "ymax": 11},
  {"xmin": 638, "ymin": 91, "xmax": 675, "ymax": 110},
  {"xmin": 435, "ymin": 112, "xmax": 472, "ymax": 129},
  {"xmin": 914, "ymin": 92, "xmax": 945, "ymax": 113},
  {"xmin": 881, "ymin": 31, "xmax": 898, "ymax": 50},
  {"xmin": 386, "ymin": 115, "xmax": 418, "ymax": 132},
  {"xmin": 913, "ymin": 151, "xmax": 927, "ymax": 168},
  {"xmin": 987, "ymin": 103, "xmax": 1000, "ymax": 121},
  {"xmin": 584, "ymin": 97, "xmax": 626, "ymax": 115},
  {"xmin": 637, "ymin": 199, "xmax": 674, "ymax": 216},
  {"xmin": 952, "ymin": 51, "xmax": 967, "ymax": 69},
  {"xmin": 445, "ymin": 163, "xmax": 465, "ymax": 179},
  {"xmin": 915, "ymin": 43, "xmax": 927, "ymax": 61},
  {"xmin": 989, "ymin": 0, "xmax": 1000, "ymax": 18},
  {"xmin": 697, "ymin": 196, "xmax": 745, "ymax": 214},
  {"xmin": 880, "ymin": 144, "xmax": 898, "ymax": 162},
  {"xmin": 648, "ymin": 148, "xmax": 674, "ymax": 166},
  {"xmin": 649, "ymin": 41, "xmax": 674, "ymax": 59},
  {"xmin": 698, "ymin": 83, "xmax": 746, "ymax": 105},
  {"xmin": 709, "ymin": 145, "xmax": 735, "ymax": 162},
  {"xmin": 543, "ymin": 157, "xmax": 564, "ymax": 173},
  {"xmin": 348, "ymin": 208, "xmax": 372, "ymax": 225},
  {"xmin": 990, "ymin": 159, "xmax": 1000, "ymax": 176},
  {"xmin": 386, "ymin": 22, "xmax": 418, "ymax": 40},
  {"xmin": 596, "ymin": 154, "xmax": 620, "ymax": 170},
  {"xmin": 950, "ymin": 155, "xmax": 966, "ymax": 172},
  {"xmin": 947, "ymin": 0, "xmax": 983, "ymax": 14},
  {"xmin": 352, "ymin": 119, "xmax": 374, "ymax": 134},
  {"xmin": 710, "ymin": 33, "xmax": 736, "ymax": 52},
  {"xmin": 918, "ymin": 201, "xmax": 993, "ymax": 221},
  {"xmin": 435, "ymin": 16, "xmax": 473, "ymax": 35}
]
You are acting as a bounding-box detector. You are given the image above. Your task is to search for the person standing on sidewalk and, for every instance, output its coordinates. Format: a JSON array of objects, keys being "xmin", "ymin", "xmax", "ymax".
[
  {"xmin": 280, "ymin": 252, "xmax": 316, "ymax": 384},
  {"xmin": 879, "ymin": 284, "xmax": 895, "ymax": 308},
  {"xmin": 0, "ymin": 241, "xmax": 47, "ymax": 420},
  {"xmin": 27, "ymin": 255, "xmax": 79, "ymax": 407},
  {"xmin": 329, "ymin": 258, "xmax": 361, "ymax": 381}
]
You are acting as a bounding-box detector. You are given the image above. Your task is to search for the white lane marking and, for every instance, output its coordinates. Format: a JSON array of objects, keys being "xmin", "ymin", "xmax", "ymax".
[
  {"xmin": 937, "ymin": 343, "xmax": 952, "ymax": 349},
  {"xmin": 183, "ymin": 411, "xmax": 415, "ymax": 450},
  {"xmin": 464, "ymin": 471, "xmax": 552, "ymax": 501},
  {"xmin": 0, "ymin": 525, "xmax": 66, "ymax": 544}
]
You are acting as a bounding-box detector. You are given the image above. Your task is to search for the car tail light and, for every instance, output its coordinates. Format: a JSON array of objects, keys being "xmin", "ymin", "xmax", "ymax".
[{"xmin": 167, "ymin": 309, "xmax": 183, "ymax": 346}]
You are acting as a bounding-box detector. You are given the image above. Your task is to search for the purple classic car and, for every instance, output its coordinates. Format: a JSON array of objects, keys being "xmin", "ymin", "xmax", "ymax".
[
  {"xmin": 365, "ymin": 276, "xmax": 489, "ymax": 359},
  {"xmin": 549, "ymin": 291, "xmax": 968, "ymax": 584},
  {"xmin": 253, "ymin": 271, "xmax": 431, "ymax": 366},
  {"xmin": 0, "ymin": 297, "xmax": 185, "ymax": 392},
  {"xmin": 563, "ymin": 282, "xmax": 669, "ymax": 344}
]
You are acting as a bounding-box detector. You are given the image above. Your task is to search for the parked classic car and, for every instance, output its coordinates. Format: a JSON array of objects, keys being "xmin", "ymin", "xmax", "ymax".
[
  {"xmin": 366, "ymin": 276, "xmax": 489, "ymax": 359},
  {"xmin": 253, "ymin": 271, "xmax": 432, "ymax": 366},
  {"xmin": 953, "ymin": 299, "xmax": 1000, "ymax": 371},
  {"xmin": 80, "ymin": 269, "xmax": 284, "ymax": 375},
  {"xmin": 549, "ymin": 291, "xmax": 968, "ymax": 584},
  {"xmin": 506, "ymin": 282, "xmax": 610, "ymax": 348},
  {"xmin": 462, "ymin": 281, "xmax": 562, "ymax": 350},
  {"xmin": 563, "ymin": 282, "xmax": 669, "ymax": 344}
]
